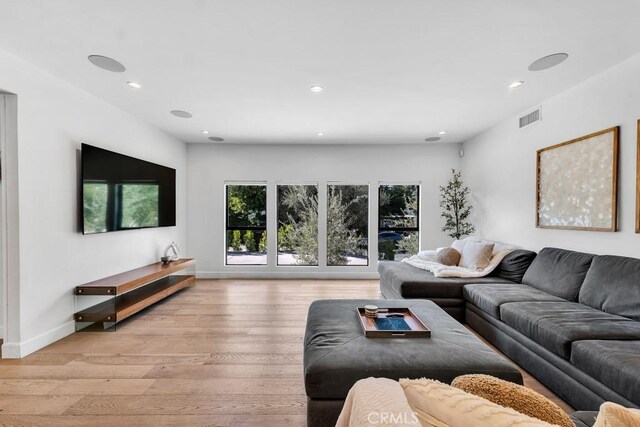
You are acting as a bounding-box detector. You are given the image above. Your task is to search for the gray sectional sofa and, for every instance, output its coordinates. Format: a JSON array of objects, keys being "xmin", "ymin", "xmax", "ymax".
[
  {"xmin": 379, "ymin": 247, "xmax": 640, "ymax": 418},
  {"xmin": 379, "ymin": 249, "xmax": 537, "ymax": 321}
]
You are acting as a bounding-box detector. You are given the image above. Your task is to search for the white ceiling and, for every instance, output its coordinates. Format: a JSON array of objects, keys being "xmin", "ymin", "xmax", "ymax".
[{"xmin": 1, "ymin": 0, "xmax": 640, "ymax": 145}]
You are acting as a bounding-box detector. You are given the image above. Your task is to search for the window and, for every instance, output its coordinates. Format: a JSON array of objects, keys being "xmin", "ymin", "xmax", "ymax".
[
  {"xmin": 378, "ymin": 184, "xmax": 419, "ymax": 261},
  {"xmin": 225, "ymin": 184, "xmax": 267, "ymax": 265},
  {"xmin": 327, "ymin": 184, "xmax": 368, "ymax": 266},
  {"xmin": 277, "ymin": 185, "xmax": 319, "ymax": 266}
]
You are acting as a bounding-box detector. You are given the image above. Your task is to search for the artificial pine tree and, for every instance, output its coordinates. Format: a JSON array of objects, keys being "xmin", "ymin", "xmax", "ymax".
[{"xmin": 439, "ymin": 169, "xmax": 475, "ymax": 239}]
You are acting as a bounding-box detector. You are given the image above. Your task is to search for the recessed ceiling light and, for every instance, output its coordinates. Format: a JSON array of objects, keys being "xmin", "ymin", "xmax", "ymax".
[
  {"xmin": 310, "ymin": 85, "xmax": 324, "ymax": 93},
  {"xmin": 317, "ymin": 132, "xmax": 324, "ymax": 136},
  {"xmin": 126, "ymin": 81, "xmax": 142, "ymax": 89},
  {"xmin": 439, "ymin": 131, "xmax": 447, "ymax": 135},
  {"xmin": 529, "ymin": 53, "xmax": 569, "ymax": 72},
  {"xmin": 170, "ymin": 110, "xmax": 192, "ymax": 119},
  {"xmin": 88, "ymin": 55, "xmax": 126, "ymax": 72},
  {"xmin": 201, "ymin": 130, "xmax": 210, "ymax": 135},
  {"xmin": 208, "ymin": 136, "xmax": 224, "ymax": 142},
  {"xmin": 425, "ymin": 137, "xmax": 441, "ymax": 142},
  {"xmin": 509, "ymin": 81, "xmax": 524, "ymax": 89}
]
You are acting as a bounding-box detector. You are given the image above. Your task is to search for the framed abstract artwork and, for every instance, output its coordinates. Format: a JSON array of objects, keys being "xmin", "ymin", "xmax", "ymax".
[{"xmin": 536, "ymin": 126, "xmax": 619, "ymax": 231}]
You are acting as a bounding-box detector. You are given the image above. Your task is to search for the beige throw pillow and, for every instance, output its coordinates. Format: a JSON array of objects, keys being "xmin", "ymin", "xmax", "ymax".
[
  {"xmin": 451, "ymin": 374, "xmax": 574, "ymax": 427},
  {"xmin": 459, "ymin": 241, "xmax": 494, "ymax": 270},
  {"xmin": 400, "ymin": 378, "xmax": 555, "ymax": 427},
  {"xmin": 594, "ymin": 402, "xmax": 640, "ymax": 427},
  {"xmin": 437, "ymin": 248, "xmax": 461, "ymax": 266}
]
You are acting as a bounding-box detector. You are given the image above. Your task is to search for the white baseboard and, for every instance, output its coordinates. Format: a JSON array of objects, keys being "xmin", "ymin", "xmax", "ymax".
[
  {"xmin": 196, "ymin": 270, "xmax": 380, "ymax": 280},
  {"xmin": 1, "ymin": 320, "xmax": 75, "ymax": 359},
  {"xmin": 1, "ymin": 342, "xmax": 20, "ymax": 358}
]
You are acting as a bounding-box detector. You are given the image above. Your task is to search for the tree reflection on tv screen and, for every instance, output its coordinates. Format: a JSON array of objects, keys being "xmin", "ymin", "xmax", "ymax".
[
  {"xmin": 83, "ymin": 182, "xmax": 159, "ymax": 234},
  {"xmin": 121, "ymin": 184, "xmax": 159, "ymax": 228}
]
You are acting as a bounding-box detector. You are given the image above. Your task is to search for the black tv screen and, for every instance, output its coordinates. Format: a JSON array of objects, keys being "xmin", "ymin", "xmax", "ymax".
[{"xmin": 81, "ymin": 144, "xmax": 176, "ymax": 234}]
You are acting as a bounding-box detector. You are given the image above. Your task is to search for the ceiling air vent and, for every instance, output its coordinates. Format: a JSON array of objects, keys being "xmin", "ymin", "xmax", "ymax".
[{"xmin": 519, "ymin": 108, "xmax": 541, "ymax": 129}]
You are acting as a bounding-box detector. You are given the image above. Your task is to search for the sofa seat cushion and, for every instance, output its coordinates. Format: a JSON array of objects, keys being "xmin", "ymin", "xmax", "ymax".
[
  {"xmin": 378, "ymin": 261, "xmax": 513, "ymax": 300},
  {"xmin": 571, "ymin": 340, "xmax": 640, "ymax": 405},
  {"xmin": 521, "ymin": 248, "xmax": 594, "ymax": 301},
  {"xmin": 463, "ymin": 283, "xmax": 565, "ymax": 319},
  {"xmin": 500, "ymin": 301, "xmax": 640, "ymax": 359},
  {"xmin": 579, "ymin": 255, "xmax": 640, "ymax": 321}
]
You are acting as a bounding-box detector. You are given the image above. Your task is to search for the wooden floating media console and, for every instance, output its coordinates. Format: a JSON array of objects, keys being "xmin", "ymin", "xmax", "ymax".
[{"xmin": 74, "ymin": 258, "xmax": 196, "ymax": 328}]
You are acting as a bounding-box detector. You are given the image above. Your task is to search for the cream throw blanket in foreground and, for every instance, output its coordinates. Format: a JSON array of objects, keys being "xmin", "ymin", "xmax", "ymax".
[
  {"xmin": 336, "ymin": 377, "xmax": 419, "ymax": 427},
  {"xmin": 401, "ymin": 237, "xmax": 517, "ymax": 278}
]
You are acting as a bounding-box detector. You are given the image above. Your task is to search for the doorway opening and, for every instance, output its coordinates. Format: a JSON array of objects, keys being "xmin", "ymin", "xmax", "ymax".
[{"xmin": 0, "ymin": 93, "xmax": 18, "ymax": 357}]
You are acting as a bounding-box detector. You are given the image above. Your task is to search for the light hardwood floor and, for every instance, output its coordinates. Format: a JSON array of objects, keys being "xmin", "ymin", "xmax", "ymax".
[{"xmin": 0, "ymin": 279, "xmax": 572, "ymax": 426}]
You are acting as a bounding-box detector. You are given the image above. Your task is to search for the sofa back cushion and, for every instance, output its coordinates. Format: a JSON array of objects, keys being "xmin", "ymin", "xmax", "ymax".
[
  {"xmin": 490, "ymin": 249, "xmax": 537, "ymax": 283},
  {"xmin": 579, "ymin": 255, "xmax": 640, "ymax": 320},
  {"xmin": 522, "ymin": 248, "xmax": 594, "ymax": 301}
]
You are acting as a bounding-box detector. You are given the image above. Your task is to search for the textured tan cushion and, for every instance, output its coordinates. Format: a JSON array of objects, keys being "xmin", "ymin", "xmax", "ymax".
[
  {"xmin": 400, "ymin": 378, "xmax": 555, "ymax": 427},
  {"xmin": 593, "ymin": 402, "xmax": 640, "ymax": 427},
  {"xmin": 451, "ymin": 374, "xmax": 573, "ymax": 427},
  {"xmin": 459, "ymin": 241, "xmax": 494, "ymax": 270},
  {"xmin": 437, "ymin": 248, "xmax": 461, "ymax": 266}
]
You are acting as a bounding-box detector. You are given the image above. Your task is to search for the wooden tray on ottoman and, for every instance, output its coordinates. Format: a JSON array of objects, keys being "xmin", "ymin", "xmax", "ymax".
[{"xmin": 356, "ymin": 307, "xmax": 431, "ymax": 338}]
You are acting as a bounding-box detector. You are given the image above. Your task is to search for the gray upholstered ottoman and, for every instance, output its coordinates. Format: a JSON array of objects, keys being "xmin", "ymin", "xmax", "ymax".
[{"xmin": 304, "ymin": 299, "xmax": 523, "ymax": 427}]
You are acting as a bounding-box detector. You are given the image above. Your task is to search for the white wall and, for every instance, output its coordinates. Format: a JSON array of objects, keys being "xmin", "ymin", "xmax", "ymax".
[
  {"xmin": 187, "ymin": 143, "xmax": 461, "ymax": 278},
  {"xmin": 0, "ymin": 190, "xmax": 3, "ymax": 338},
  {"xmin": 0, "ymin": 49, "xmax": 187, "ymax": 357},
  {"xmin": 0, "ymin": 96, "xmax": 6, "ymax": 339},
  {"xmin": 462, "ymin": 53, "xmax": 640, "ymax": 257}
]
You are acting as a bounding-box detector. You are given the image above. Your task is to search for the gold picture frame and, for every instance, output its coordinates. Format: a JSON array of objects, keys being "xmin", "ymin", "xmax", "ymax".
[{"xmin": 536, "ymin": 126, "xmax": 619, "ymax": 231}]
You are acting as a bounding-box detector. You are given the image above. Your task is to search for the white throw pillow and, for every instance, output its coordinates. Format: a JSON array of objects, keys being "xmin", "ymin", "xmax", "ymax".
[
  {"xmin": 459, "ymin": 241, "xmax": 494, "ymax": 270},
  {"xmin": 450, "ymin": 239, "xmax": 466, "ymax": 254},
  {"xmin": 449, "ymin": 237, "xmax": 518, "ymax": 264},
  {"xmin": 400, "ymin": 378, "xmax": 555, "ymax": 427},
  {"xmin": 593, "ymin": 402, "xmax": 640, "ymax": 427}
]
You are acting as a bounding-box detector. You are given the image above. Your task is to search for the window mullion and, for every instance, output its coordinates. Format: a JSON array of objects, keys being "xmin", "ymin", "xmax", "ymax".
[
  {"xmin": 317, "ymin": 182, "xmax": 328, "ymax": 268},
  {"xmin": 266, "ymin": 180, "xmax": 277, "ymax": 268}
]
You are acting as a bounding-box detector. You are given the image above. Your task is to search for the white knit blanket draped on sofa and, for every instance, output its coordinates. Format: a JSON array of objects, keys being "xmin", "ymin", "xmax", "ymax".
[{"xmin": 400, "ymin": 237, "xmax": 517, "ymax": 278}]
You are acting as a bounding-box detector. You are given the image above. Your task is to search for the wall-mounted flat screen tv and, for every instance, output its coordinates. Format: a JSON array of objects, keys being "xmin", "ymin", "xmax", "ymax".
[{"xmin": 81, "ymin": 144, "xmax": 176, "ymax": 234}]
